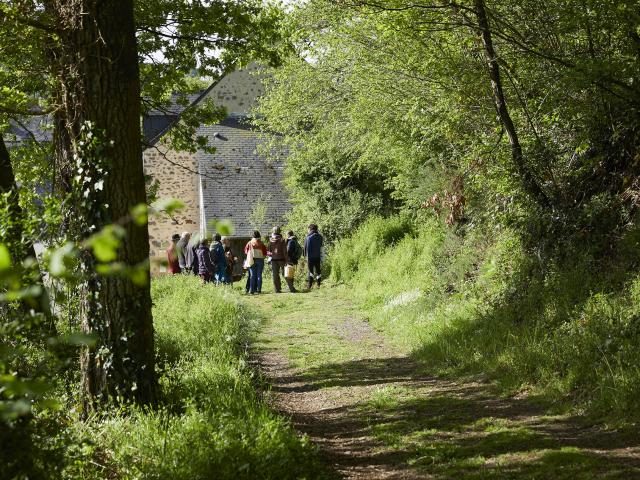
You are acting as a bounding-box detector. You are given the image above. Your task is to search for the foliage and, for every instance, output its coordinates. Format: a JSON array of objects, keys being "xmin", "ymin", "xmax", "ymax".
[
  {"xmin": 332, "ymin": 215, "xmax": 640, "ymax": 420},
  {"xmin": 330, "ymin": 214, "xmax": 414, "ymax": 282},
  {"xmin": 257, "ymin": 0, "xmax": 640, "ymax": 240},
  {"xmin": 135, "ymin": 0, "xmax": 286, "ymax": 153},
  {"xmin": 248, "ymin": 193, "xmax": 272, "ymax": 232},
  {"xmin": 254, "ymin": 0, "xmax": 640, "ymax": 423},
  {"xmin": 65, "ymin": 276, "xmax": 321, "ymax": 479},
  {"xmin": 2, "ymin": 276, "xmax": 322, "ymax": 479}
]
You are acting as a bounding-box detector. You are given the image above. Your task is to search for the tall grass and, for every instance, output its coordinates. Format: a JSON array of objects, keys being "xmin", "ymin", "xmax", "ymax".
[
  {"xmin": 62, "ymin": 275, "xmax": 323, "ymax": 479},
  {"xmin": 332, "ymin": 215, "xmax": 640, "ymax": 420}
]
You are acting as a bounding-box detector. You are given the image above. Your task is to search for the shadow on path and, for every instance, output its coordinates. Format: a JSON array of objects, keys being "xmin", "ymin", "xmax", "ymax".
[{"xmin": 259, "ymin": 353, "xmax": 640, "ymax": 479}]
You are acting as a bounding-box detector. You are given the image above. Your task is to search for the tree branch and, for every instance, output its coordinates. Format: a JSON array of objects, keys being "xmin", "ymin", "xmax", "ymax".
[
  {"xmin": 0, "ymin": 10, "xmax": 60, "ymax": 35},
  {"xmin": 0, "ymin": 104, "xmax": 56, "ymax": 116},
  {"xmin": 472, "ymin": 0, "xmax": 551, "ymax": 208},
  {"xmin": 136, "ymin": 25, "xmax": 247, "ymax": 47},
  {"xmin": 143, "ymin": 143, "xmax": 229, "ymax": 185},
  {"xmin": 8, "ymin": 115, "xmax": 44, "ymax": 145}
]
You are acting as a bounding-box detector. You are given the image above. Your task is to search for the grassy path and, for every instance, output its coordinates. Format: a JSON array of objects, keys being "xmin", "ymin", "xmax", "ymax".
[{"xmin": 246, "ymin": 285, "xmax": 640, "ymax": 479}]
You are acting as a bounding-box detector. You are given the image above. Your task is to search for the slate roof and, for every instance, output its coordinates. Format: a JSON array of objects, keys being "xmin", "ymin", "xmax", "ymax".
[
  {"xmin": 142, "ymin": 79, "xmax": 225, "ymax": 147},
  {"xmin": 197, "ymin": 118, "xmax": 289, "ymax": 237}
]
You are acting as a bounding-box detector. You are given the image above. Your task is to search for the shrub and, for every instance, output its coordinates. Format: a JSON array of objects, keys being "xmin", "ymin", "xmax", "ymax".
[
  {"xmin": 331, "ymin": 214, "xmax": 415, "ymax": 283},
  {"xmin": 333, "ymin": 215, "xmax": 640, "ymax": 420},
  {"xmin": 62, "ymin": 275, "xmax": 323, "ymax": 479}
]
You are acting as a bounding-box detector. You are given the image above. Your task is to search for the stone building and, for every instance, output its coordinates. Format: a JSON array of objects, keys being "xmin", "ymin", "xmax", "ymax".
[{"xmin": 143, "ymin": 65, "xmax": 290, "ymax": 272}]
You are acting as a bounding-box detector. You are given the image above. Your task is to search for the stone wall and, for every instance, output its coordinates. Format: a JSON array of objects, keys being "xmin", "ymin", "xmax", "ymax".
[
  {"xmin": 143, "ymin": 64, "xmax": 290, "ymax": 273},
  {"xmin": 143, "ymin": 144, "xmax": 199, "ymax": 272},
  {"xmin": 205, "ymin": 63, "xmax": 265, "ymax": 116}
]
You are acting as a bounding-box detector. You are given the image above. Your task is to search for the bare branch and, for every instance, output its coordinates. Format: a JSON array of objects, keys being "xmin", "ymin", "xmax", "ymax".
[
  {"xmin": 143, "ymin": 143, "xmax": 229, "ymax": 185},
  {"xmin": 0, "ymin": 104, "xmax": 56, "ymax": 116}
]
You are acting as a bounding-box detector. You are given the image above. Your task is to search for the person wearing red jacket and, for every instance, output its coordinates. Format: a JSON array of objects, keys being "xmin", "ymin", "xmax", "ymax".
[
  {"xmin": 167, "ymin": 234, "xmax": 181, "ymax": 274},
  {"xmin": 244, "ymin": 230, "xmax": 267, "ymax": 294}
]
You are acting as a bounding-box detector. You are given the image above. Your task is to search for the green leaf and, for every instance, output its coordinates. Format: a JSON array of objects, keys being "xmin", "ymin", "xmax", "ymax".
[
  {"xmin": 1, "ymin": 378, "xmax": 50, "ymax": 397},
  {"xmin": 131, "ymin": 203, "xmax": 149, "ymax": 226},
  {"xmin": 86, "ymin": 225, "xmax": 126, "ymax": 263},
  {"xmin": 0, "ymin": 244, "xmax": 11, "ymax": 271},
  {"xmin": 0, "ymin": 399, "xmax": 31, "ymax": 420},
  {"xmin": 0, "ymin": 285, "xmax": 42, "ymax": 302},
  {"xmin": 49, "ymin": 242, "xmax": 78, "ymax": 278},
  {"xmin": 216, "ymin": 219, "xmax": 235, "ymax": 236},
  {"xmin": 152, "ymin": 198, "xmax": 185, "ymax": 216},
  {"xmin": 96, "ymin": 262, "xmax": 126, "ymax": 276},
  {"xmin": 36, "ymin": 398, "xmax": 62, "ymax": 412},
  {"xmin": 129, "ymin": 267, "xmax": 149, "ymax": 287},
  {"xmin": 61, "ymin": 332, "xmax": 98, "ymax": 347}
]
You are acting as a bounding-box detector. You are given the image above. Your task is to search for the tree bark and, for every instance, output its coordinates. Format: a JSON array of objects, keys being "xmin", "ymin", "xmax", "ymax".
[
  {"xmin": 472, "ymin": 0, "xmax": 551, "ymax": 209},
  {"xmin": 45, "ymin": 0, "xmax": 156, "ymax": 409}
]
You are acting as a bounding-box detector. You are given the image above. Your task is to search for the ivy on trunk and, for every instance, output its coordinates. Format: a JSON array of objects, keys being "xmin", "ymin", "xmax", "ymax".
[{"xmin": 45, "ymin": 0, "xmax": 156, "ymax": 410}]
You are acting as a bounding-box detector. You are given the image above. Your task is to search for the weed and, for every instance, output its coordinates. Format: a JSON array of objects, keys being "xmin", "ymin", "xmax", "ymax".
[
  {"xmin": 331, "ymin": 216, "xmax": 640, "ymax": 421},
  {"xmin": 48, "ymin": 275, "xmax": 324, "ymax": 479}
]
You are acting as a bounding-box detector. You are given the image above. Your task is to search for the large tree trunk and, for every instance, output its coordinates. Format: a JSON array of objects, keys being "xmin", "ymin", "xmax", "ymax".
[
  {"xmin": 473, "ymin": 0, "xmax": 551, "ymax": 209},
  {"xmin": 0, "ymin": 134, "xmax": 54, "ymax": 332},
  {"xmin": 46, "ymin": 0, "xmax": 156, "ymax": 410}
]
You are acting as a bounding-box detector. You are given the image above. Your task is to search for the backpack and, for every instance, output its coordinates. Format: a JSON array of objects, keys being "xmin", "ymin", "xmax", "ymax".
[
  {"xmin": 293, "ymin": 239, "xmax": 303, "ymax": 260},
  {"xmin": 271, "ymin": 237, "xmax": 286, "ymax": 258}
]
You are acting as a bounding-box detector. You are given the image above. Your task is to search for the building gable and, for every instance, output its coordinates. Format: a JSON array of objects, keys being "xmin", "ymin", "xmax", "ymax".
[{"xmin": 143, "ymin": 64, "xmax": 290, "ymax": 270}]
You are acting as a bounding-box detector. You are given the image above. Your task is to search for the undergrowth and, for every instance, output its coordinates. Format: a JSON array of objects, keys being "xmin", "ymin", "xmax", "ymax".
[
  {"xmin": 331, "ymin": 215, "xmax": 640, "ymax": 421},
  {"xmin": 5, "ymin": 275, "xmax": 322, "ymax": 479}
]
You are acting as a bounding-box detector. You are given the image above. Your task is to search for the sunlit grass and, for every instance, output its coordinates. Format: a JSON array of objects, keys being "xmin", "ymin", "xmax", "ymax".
[
  {"xmin": 64, "ymin": 275, "xmax": 326, "ymax": 480},
  {"xmin": 331, "ymin": 215, "xmax": 640, "ymax": 421}
]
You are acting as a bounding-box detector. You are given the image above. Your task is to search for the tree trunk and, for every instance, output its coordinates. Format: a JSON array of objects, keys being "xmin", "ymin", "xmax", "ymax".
[
  {"xmin": 46, "ymin": 0, "xmax": 156, "ymax": 409},
  {"xmin": 472, "ymin": 0, "xmax": 551, "ymax": 209},
  {"xmin": 0, "ymin": 134, "xmax": 54, "ymax": 331}
]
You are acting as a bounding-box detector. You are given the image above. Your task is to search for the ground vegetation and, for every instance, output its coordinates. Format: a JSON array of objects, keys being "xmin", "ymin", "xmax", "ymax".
[{"xmin": 257, "ymin": 0, "xmax": 640, "ymax": 420}]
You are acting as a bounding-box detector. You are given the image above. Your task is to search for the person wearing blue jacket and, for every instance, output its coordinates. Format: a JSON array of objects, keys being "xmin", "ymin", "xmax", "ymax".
[
  {"xmin": 210, "ymin": 233, "xmax": 227, "ymax": 285},
  {"xmin": 303, "ymin": 223, "xmax": 323, "ymax": 289}
]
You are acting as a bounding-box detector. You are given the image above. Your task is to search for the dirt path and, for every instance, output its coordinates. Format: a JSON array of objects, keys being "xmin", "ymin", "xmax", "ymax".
[{"xmin": 247, "ymin": 286, "xmax": 640, "ymax": 479}]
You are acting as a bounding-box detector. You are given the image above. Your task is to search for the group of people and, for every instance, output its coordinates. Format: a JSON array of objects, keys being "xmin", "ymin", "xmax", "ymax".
[
  {"xmin": 166, "ymin": 223, "xmax": 324, "ymax": 294},
  {"xmin": 166, "ymin": 232, "xmax": 235, "ymax": 284}
]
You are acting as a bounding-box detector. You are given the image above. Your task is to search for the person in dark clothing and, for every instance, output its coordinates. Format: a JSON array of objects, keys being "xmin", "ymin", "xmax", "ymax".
[
  {"xmin": 223, "ymin": 237, "xmax": 236, "ymax": 284},
  {"xmin": 268, "ymin": 226, "xmax": 288, "ymax": 293},
  {"xmin": 185, "ymin": 231, "xmax": 200, "ymax": 275},
  {"xmin": 210, "ymin": 233, "xmax": 226, "ymax": 285},
  {"xmin": 245, "ymin": 267, "xmax": 251, "ymax": 293},
  {"xmin": 167, "ymin": 233, "xmax": 181, "ymax": 274},
  {"xmin": 176, "ymin": 231, "xmax": 190, "ymax": 272},
  {"xmin": 304, "ymin": 223, "xmax": 323, "ymax": 289},
  {"xmin": 285, "ymin": 230, "xmax": 302, "ymax": 293},
  {"xmin": 196, "ymin": 238, "xmax": 214, "ymax": 283}
]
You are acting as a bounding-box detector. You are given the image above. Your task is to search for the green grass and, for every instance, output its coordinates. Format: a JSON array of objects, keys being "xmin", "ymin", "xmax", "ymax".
[
  {"xmin": 330, "ymin": 215, "xmax": 640, "ymax": 421},
  {"xmin": 50, "ymin": 275, "xmax": 324, "ymax": 479},
  {"xmin": 251, "ymin": 286, "xmax": 383, "ymax": 372},
  {"xmin": 248, "ymin": 277, "xmax": 640, "ymax": 478}
]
